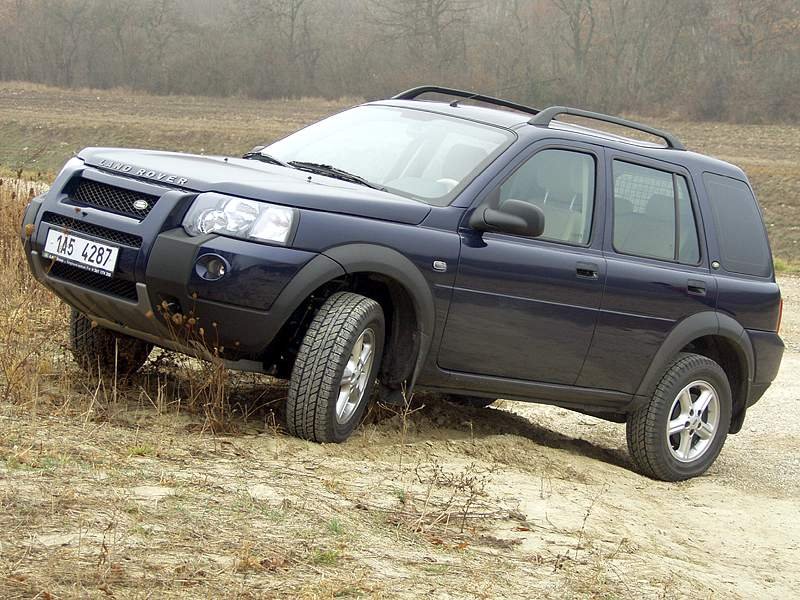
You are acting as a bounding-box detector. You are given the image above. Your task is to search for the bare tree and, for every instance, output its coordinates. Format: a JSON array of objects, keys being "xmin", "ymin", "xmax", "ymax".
[
  {"xmin": 551, "ymin": 0, "xmax": 595, "ymax": 102},
  {"xmin": 370, "ymin": 0, "xmax": 477, "ymax": 77},
  {"xmin": 0, "ymin": 0, "xmax": 797, "ymax": 121}
]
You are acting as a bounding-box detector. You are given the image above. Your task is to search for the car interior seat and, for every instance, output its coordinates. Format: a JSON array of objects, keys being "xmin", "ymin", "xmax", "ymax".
[
  {"xmin": 533, "ymin": 154, "xmax": 586, "ymax": 244},
  {"xmin": 498, "ymin": 152, "xmax": 589, "ymax": 243}
]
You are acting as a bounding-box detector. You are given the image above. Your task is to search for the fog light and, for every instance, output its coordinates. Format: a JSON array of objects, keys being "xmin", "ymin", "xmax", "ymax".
[{"xmin": 195, "ymin": 254, "xmax": 229, "ymax": 281}]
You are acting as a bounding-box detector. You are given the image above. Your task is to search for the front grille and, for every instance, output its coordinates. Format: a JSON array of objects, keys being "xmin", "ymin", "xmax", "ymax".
[
  {"xmin": 47, "ymin": 261, "xmax": 139, "ymax": 301},
  {"xmin": 72, "ymin": 179, "xmax": 158, "ymax": 219},
  {"xmin": 42, "ymin": 213, "xmax": 142, "ymax": 248}
]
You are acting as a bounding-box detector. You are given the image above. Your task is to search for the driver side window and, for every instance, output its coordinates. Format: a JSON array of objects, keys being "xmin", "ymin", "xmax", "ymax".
[{"xmin": 498, "ymin": 149, "xmax": 596, "ymax": 245}]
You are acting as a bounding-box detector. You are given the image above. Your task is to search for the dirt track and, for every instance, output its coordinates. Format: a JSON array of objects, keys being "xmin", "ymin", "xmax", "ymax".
[
  {"xmin": 489, "ymin": 276, "xmax": 800, "ymax": 597},
  {"xmin": 1, "ymin": 279, "xmax": 798, "ymax": 598}
]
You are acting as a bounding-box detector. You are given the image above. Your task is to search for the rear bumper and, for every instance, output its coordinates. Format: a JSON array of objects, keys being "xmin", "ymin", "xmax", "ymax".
[
  {"xmin": 729, "ymin": 329, "xmax": 784, "ymax": 434},
  {"xmin": 746, "ymin": 329, "xmax": 784, "ymax": 408},
  {"xmin": 747, "ymin": 382, "xmax": 772, "ymax": 408}
]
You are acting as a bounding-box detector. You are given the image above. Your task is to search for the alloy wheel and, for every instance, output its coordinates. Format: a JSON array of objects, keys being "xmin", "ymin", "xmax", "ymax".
[
  {"xmin": 335, "ymin": 327, "xmax": 376, "ymax": 424},
  {"xmin": 666, "ymin": 380, "xmax": 720, "ymax": 463}
]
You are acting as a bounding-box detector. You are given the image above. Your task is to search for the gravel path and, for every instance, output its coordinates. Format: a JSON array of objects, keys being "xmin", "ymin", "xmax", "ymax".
[
  {"xmin": 778, "ymin": 275, "xmax": 800, "ymax": 352},
  {"xmin": 499, "ymin": 276, "xmax": 800, "ymax": 597}
]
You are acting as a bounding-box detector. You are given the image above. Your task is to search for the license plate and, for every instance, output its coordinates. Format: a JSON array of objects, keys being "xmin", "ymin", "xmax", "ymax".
[{"xmin": 43, "ymin": 228, "xmax": 119, "ymax": 277}]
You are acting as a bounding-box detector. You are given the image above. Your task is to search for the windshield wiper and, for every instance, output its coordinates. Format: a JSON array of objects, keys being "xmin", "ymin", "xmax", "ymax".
[
  {"xmin": 288, "ymin": 161, "xmax": 385, "ymax": 191},
  {"xmin": 242, "ymin": 151, "xmax": 290, "ymax": 168}
]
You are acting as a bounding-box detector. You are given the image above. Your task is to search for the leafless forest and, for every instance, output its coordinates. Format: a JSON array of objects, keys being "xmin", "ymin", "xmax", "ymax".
[{"xmin": 1, "ymin": 0, "xmax": 798, "ymax": 122}]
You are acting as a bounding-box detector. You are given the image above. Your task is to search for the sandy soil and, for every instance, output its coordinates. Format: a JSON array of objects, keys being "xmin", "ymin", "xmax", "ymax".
[
  {"xmin": 492, "ymin": 276, "xmax": 800, "ymax": 597},
  {"xmin": 1, "ymin": 279, "xmax": 797, "ymax": 599},
  {"xmin": 2, "ymin": 86, "xmax": 797, "ymax": 597}
]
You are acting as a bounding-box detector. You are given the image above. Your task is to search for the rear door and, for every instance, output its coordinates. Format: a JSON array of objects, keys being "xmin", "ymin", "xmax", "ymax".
[
  {"xmin": 438, "ymin": 141, "xmax": 607, "ymax": 385},
  {"xmin": 577, "ymin": 152, "xmax": 717, "ymax": 392}
]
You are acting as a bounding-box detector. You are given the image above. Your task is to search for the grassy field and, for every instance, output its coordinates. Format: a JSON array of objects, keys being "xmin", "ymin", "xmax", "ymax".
[
  {"xmin": 1, "ymin": 84, "xmax": 800, "ymax": 598},
  {"xmin": 0, "ymin": 83, "xmax": 350, "ymax": 177},
  {"xmin": 0, "ymin": 81, "xmax": 798, "ymax": 264},
  {"xmin": 0, "ymin": 176, "xmax": 656, "ymax": 598}
]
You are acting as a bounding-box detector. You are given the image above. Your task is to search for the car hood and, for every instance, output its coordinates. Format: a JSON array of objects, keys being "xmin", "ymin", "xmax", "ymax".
[{"xmin": 78, "ymin": 148, "xmax": 432, "ymax": 225}]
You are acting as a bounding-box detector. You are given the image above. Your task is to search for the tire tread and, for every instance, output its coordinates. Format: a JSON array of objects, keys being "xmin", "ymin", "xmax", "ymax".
[
  {"xmin": 69, "ymin": 308, "xmax": 151, "ymax": 375},
  {"xmin": 626, "ymin": 352, "xmax": 730, "ymax": 481},
  {"xmin": 286, "ymin": 292, "xmax": 383, "ymax": 442}
]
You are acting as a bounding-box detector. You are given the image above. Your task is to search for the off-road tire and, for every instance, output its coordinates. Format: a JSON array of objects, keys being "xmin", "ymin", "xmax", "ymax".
[
  {"xmin": 286, "ymin": 292, "xmax": 385, "ymax": 443},
  {"xmin": 626, "ymin": 353, "xmax": 732, "ymax": 481},
  {"xmin": 446, "ymin": 394, "xmax": 496, "ymax": 409},
  {"xmin": 69, "ymin": 308, "xmax": 152, "ymax": 376}
]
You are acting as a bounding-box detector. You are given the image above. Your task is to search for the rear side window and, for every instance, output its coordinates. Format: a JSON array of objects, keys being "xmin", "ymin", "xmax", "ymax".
[
  {"xmin": 676, "ymin": 178, "xmax": 700, "ymax": 264},
  {"xmin": 612, "ymin": 161, "xmax": 700, "ymax": 263},
  {"xmin": 703, "ymin": 173, "xmax": 771, "ymax": 277}
]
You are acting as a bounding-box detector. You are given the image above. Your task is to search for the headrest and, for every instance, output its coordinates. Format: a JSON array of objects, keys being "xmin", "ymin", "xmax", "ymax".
[{"xmin": 535, "ymin": 151, "xmax": 582, "ymax": 203}]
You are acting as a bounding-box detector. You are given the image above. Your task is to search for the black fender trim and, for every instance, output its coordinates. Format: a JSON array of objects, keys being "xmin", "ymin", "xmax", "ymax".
[
  {"xmin": 268, "ymin": 253, "xmax": 347, "ymax": 325},
  {"xmin": 323, "ymin": 244, "xmax": 436, "ymax": 389},
  {"xmin": 21, "ymin": 194, "xmax": 45, "ymax": 266},
  {"xmin": 634, "ymin": 311, "xmax": 754, "ymax": 432}
]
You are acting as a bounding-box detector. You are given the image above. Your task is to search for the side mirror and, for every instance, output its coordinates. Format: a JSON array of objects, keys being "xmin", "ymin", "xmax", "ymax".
[{"xmin": 469, "ymin": 199, "xmax": 545, "ymax": 237}]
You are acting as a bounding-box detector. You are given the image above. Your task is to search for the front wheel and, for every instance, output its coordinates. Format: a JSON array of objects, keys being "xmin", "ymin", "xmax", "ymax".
[
  {"xmin": 626, "ymin": 353, "xmax": 732, "ymax": 481},
  {"xmin": 286, "ymin": 292, "xmax": 385, "ymax": 443},
  {"xmin": 70, "ymin": 308, "xmax": 152, "ymax": 376}
]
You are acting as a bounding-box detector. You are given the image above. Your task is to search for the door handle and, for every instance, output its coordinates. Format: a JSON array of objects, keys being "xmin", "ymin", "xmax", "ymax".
[
  {"xmin": 687, "ymin": 279, "xmax": 706, "ymax": 296},
  {"xmin": 576, "ymin": 261, "xmax": 599, "ymax": 279}
]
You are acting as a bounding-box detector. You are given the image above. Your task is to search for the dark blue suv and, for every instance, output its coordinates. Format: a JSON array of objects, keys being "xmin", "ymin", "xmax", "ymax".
[{"xmin": 21, "ymin": 86, "xmax": 784, "ymax": 480}]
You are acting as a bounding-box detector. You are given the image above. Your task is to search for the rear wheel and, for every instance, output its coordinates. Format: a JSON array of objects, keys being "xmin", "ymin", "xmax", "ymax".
[
  {"xmin": 69, "ymin": 308, "xmax": 152, "ymax": 376},
  {"xmin": 446, "ymin": 394, "xmax": 496, "ymax": 409},
  {"xmin": 286, "ymin": 292, "xmax": 385, "ymax": 443},
  {"xmin": 626, "ymin": 353, "xmax": 732, "ymax": 481}
]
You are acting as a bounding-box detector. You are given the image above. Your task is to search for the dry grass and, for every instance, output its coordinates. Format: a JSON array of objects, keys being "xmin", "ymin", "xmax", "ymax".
[
  {"xmin": 0, "ymin": 178, "xmax": 62, "ymax": 407},
  {"xmin": 1, "ymin": 82, "xmax": 798, "ymax": 263},
  {"xmin": 0, "ymin": 177, "xmax": 616, "ymax": 598},
  {"xmin": 1, "ymin": 84, "xmax": 799, "ymax": 598}
]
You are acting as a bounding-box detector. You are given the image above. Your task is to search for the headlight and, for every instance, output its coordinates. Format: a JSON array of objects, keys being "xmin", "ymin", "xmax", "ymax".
[{"xmin": 183, "ymin": 192, "xmax": 297, "ymax": 245}]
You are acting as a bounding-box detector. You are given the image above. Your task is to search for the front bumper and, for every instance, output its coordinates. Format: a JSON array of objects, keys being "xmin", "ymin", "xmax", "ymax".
[
  {"xmin": 22, "ymin": 168, "xmax": 343, "ymax": 364},
  {"xmin": 26, "ymin": 241, "xmax": 317, "ymax": 361}
]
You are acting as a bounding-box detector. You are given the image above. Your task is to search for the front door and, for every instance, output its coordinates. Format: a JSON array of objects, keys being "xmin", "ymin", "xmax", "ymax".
[{"xmin": 438, "ymin": 143, "xmax": 606, "ymax": 385}]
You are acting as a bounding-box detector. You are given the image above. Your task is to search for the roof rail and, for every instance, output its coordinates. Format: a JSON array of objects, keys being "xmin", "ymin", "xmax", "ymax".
[
  {"xmin": 392, "ymin": 85, "xmax": 540, "ymax": 118},
  {"xmin": 529, "ymin": 106, "xmax": 685, "ymax": 150}
]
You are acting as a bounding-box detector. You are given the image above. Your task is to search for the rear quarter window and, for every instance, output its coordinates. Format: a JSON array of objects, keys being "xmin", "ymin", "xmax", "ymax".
[{"xmin": 703, "ymin": 172, "xmax": 772, "ymax": 277}]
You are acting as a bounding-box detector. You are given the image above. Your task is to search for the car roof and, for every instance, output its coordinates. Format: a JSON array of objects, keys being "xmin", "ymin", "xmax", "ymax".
[{"xmin": 367, "ymin": 98, "xmax": 746, "ymax": 180}]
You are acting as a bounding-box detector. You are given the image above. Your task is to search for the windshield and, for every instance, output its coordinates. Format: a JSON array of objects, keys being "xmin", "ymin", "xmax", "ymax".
[{"xmin": 263, "ymin": 105, "xmax": 514, "ymax": 205}]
